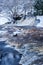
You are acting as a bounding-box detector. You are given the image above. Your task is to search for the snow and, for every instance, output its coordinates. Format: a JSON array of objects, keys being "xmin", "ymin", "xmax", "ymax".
[
  {"xmin": 15, "ymin": 17, "xmax": 35, "ymax": 26},
  {"xmin": 0, "ymin": 38, "xmax": 7, "ymax": 41},
  {"xmin": 5, "ymin": 45, "xmax": 11, "ymax": 48},
  {"xmin": 36, "ymin": 16, "xmax": 43, "ymax": 27},
  {"xmin": 14, "ymin": 16, "xmax": 43, "ymax": 27},
  {"xmin": 0, "ymin": 9, "xmax": 13, "ymax": 25},
  {"xmin": 13, "ymin": 31, "xmax": 21, "ymax": 35},
  {"xmin": 13, "ymin": 30, "xmax": 22, "ymax": 35},
  {"xmin": 0, "ymin": 17, "xmax": 9, "ymax": 25},
  {"xmin": 0, "ymin": 30, "xmax": 7, "ymax": 34}
]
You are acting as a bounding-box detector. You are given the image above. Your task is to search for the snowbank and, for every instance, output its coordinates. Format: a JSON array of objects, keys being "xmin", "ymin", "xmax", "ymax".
[
  {"xmin": 0, "ymin": 17, "xmax": 9, "ymax": 25},
  {"xmin": 0, "ymin": 10, "xmax": 13, "ymax": 25},
  {"xmin": 36, "ymin": 16, "xmax": 43, "ymax": 27},
  {"xmin": 15, "ymin": 17, "xmax": 35, "ymax": 26}
]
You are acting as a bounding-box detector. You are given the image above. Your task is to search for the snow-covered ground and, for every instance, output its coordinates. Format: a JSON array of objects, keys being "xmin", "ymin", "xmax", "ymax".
[
  {"xmin": 0, "ymin": 30, "xmax": 7, "ymax": 35},
  {"xmin": 14, "ymin": 17, "xmax": 36, "ymax": 26},
  {"xmin": 0, "ymin": 10, "xmax": 13, "ymax": 25},
  {"xmin": 0, "ymin": 7, "xmax": 43, "ymax": 27},
  {"xmin": 36, "ymin": 16, "xmax": 43, "ymax": 27},
  {"xmin": 14, "ymin": 16, "xmax": 43, "ymax": 27},
  {"xmin": 0, "ymin": 16, "xmax": 9, "ymax": 25}
]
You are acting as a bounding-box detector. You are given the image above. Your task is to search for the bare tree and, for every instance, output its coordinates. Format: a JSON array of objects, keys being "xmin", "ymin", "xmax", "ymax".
[{"xmin": 23, "ymin": 0, "xmax": 35, "ymax": 19}]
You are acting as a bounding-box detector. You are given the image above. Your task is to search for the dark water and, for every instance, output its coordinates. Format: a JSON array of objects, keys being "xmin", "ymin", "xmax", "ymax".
[{"xmin": 0, "ymin": 41, "xmax": 22, "ymax": 65}]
